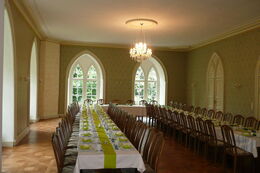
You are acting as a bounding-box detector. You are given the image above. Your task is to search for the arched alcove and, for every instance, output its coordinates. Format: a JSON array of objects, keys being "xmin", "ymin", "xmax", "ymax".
[
  {"xmin": 2, "ymin": 8, "xmax": 15, "ymax": 145},
  {"xmin": 66, "ymin": 52, "xmax": 105, "ymax": 106},
  {"xmin": 133, "ymin": 56, "xmax": 167, "ymax": 105},
  {"xmin": 29, "ymin": 39, "xmax": 38, "ymax": 122},
  {"xmin": 206, "ymin": 53, "xmax": 224, "ymax": 111}
]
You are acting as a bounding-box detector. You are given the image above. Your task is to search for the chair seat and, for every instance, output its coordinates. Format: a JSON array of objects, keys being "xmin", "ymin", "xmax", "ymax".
[
  {"xmin": 208, "ymin": 140, "xmax": 224, "ymax": 147},
  {"xmin": 64, "ymin": 155, "xmax": 77, "ymax": 165},
  {"xmin": 226, "ymin": 147, "xmax": 253, "ymax": 156},
  {"xmin": 65, "ymin": 148, "xmax": 78, "ymax": 156},
  {"xmin": 62, "ymin": 165, "xmax": 75, "ymax": 173},
  {"xmin": 143, "ymin": 163, "xmax": 155, "ymax": 173}
]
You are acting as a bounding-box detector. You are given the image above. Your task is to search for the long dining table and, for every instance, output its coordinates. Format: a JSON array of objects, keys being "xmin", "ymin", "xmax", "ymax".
[
  {"xmin": 101, "ymin": 104, "xmax": 146, "ymax": 117},
  {"xmin": 172, "ymin": 108, "xmax": 260, "ymax": 158},
  {"xmin": 73, "ymin": 105, "xmax": 146, "ymax": 173}
]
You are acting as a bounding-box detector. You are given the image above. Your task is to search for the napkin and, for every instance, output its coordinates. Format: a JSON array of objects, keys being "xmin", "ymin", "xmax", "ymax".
[
  {"xmin": 120, "ymin": 144, "xmax": 133, "ymax": 149},
  {"xmin": 82, "ymin": 138, "xmax": 92, "ymax": 143},
  {"xmin": 80, "ymin": 145, "xmax": 90, "ymax": 150}
]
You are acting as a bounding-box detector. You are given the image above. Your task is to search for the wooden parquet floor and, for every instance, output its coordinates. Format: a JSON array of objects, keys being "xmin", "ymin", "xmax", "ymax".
[
  {"xmin": 2, "ymin": 118, "xmax": 60, "ymax": 173},
  {"xmin": 2, "ymin": 118, "xmax": 226, "ymax": 173}
]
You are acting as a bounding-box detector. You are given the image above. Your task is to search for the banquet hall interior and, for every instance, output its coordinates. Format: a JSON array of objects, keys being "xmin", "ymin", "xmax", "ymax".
[{"xmin": 0, "ymin": 0, "xmax": 260, "ymax": 173}]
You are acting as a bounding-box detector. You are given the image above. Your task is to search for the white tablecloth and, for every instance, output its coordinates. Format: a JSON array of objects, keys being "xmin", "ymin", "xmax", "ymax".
[
  {"xmin": 102, "ymin": 105, "xmax": 147, "ymax": 117},
  {"xmin": 215, "ymin": 127, "xmax": 260, "ymax": 158},
  {"xmin": 73, "ymin": 107, "xmax": 146, "ymax": 173},
  {"xmin": 74, "ymin": 150, "xmax": 145, "ymax": 173}
]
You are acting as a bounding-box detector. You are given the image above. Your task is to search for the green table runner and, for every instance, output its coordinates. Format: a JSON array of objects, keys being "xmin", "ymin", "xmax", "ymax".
[{"xmin": 81, "ymin": 106, "xmax": 116, "ymax": 168}]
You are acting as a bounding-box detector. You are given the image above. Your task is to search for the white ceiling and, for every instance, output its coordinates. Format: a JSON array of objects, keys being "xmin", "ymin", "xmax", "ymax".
[{"xmin": 22, "ymin": 0, "xmax": 260, "ymax": 48}]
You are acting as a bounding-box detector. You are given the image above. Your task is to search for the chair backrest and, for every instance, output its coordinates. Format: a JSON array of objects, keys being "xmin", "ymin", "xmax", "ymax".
[
  {"xmin": 51, "ymin": 133, "xmax": 63, "ymax": 173},
  {"xmin": 97, "ymin": 99, "xmax": 104, "ymax": 105},
  {"xmin": 223, "ymin": 113, "xmax": 233, "ymax": 123},
  {"xmin": 148, "ymin": 132, "xmax": 165, "ymax": 172},
  {"xmin": 194, "ymin": 107, "xmax": 201, "ymax": 114},
  {"xmin": 187, "ymin": 115, "xmax": 197, "ymax": 133},
  {"xmin": 214, "ymin": 111, "xmax": 223, "ymax": 120},
  {"xmin": 207, "ymin": 109, "xmax": 215, "ymax": 119},
  {"xmin": 200, "ymin": 108, "xmax": 207, "ymax": 116},
  {"xmin": 205, "ymin": 120, "xmax": 218, "ymax": 144},
  {"xmin": 84, "ymin": 98, "xmax": 93, "ymax": 105},
  {"xmin": 196, "ymin": 117, "xmax": 207, "ymax": 136},
  {"xmin": 244, "ymin": 116, "xmax": 258, "ymax": 129},
  {"xmin": 232, "ymin": 114, "xmax": 245, "ymax": 125},
  {"xmin": 221, "ymin": 125, "xmax": 237, "ymax": 155},
  {"xmin": 134, "ymin": 123, "xmax": 148, "ymax": 150},
  {"xmin": 143, "ymin": 128, "xmax": 158, "ymax": 161},
  {"xmin": 139, "ymin": 99, "xmax": 148, "ymax": 105},
  {"xmin": 149, "ymin": 100, "xmax": 158, "ymax": 105}
]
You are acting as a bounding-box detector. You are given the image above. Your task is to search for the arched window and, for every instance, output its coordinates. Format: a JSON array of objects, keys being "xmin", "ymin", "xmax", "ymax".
[
  {"xmin": 134, "ymin": 57, "xmax": 166, "ymax": 105},
  {"xmin": 134, "ymin": 67, "xmax": 145, "ymax": 103},
  {"xmin": 207, "ymin": 53, "xmax": 224, "ymax": 111},
  {"xmin": 86, "ymin": 65, "xmax": 97, "ymax": 101},
  {"xmin": 68, "ymin": 53, "xmax": 104, "ymax": 104},
  {"xmin": 72, "ymin": 64, "xmax": 84, "ymax": 102}
]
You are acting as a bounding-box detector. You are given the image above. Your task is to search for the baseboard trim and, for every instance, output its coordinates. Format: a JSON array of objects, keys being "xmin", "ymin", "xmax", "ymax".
[
  {"xmin": 2, "ymin": 141, "xmax": 15, "ymax": 147},
  {"xmin": 30, "ymin": 117, "xmax": 40, "ymax": 123},
  {"xmin": 15, "ymin": 126, "xmax": 30, "ymax": 145},
  {"xmin": 40, "ymin": 114, "xmax": 63, "ymax": 120}
]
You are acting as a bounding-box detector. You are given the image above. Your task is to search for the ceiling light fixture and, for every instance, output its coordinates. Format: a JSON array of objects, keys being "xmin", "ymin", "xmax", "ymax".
[{"xmin": 126, "ymin": 18, "xmax": 158, "ymax": 62}]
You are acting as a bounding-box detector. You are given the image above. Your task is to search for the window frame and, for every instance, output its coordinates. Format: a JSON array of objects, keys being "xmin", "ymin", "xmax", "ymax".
[{"xmin": 134, "ymin": 65, "xmax": 160, "ymax": 104}]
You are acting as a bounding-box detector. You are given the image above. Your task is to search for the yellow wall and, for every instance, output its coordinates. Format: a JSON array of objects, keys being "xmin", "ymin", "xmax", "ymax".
[
  {"xmin": 58, "ymin": 45, "xmax": 187, "ymax": 114},
  {"xmin": 186, "ymin": 28, "xmax": 260, "ymax": 117},
  {"xmin": 7, "ymin": 0, "xmax": 39, "ymax": 139}
]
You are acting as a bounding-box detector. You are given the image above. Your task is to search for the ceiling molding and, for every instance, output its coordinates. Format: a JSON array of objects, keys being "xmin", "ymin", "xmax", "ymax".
[
  {"xmin": 12, "ymin": 0, "xmax": 44, "ymax": 39},
  {"xmin": 190, "ymin": 18, "xmax": 260, "ymax": 50},
  {"xmin": 11, "ymin": 0, "xmax": 260, "ymax": 52},
  {"xmin": 59, "ymin": 39, "xmax": 190, "ymax": 52}
]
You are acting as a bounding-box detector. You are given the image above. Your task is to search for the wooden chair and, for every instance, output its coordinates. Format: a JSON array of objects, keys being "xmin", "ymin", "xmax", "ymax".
[
  {"xmin": 52, "ymin": 133, "xmax": 76, "ymax": 173},
  {"xmin": 97, "ymin": 99, "xmax": 104, "ymax": 105},
  {"xmin": 179, "ymin": 113, "xmax": 191, "ymax": 146},
  {"xmin": 84, "ymin": 98, "xmax": 93, "ymax": 105},
  {"xmin": 196, "ymin": 117, "xmax": 208, "ymax": 156},
  {"xmin": 221, "ymin": 125, "xmax": 254, "ymax": 173},
  {"xmin": 187, "ymin": 115, "xmax": 199, "ymax": 151},
  {"xmin": 200, "ymin": 108, "xmax": 207, "ymax": 116},
  {"xmin": 205, "ymin": 120, "xmax": 224, "ymax": 163},
  {"xmin": 194, "ymin": 107, "xmax": 201, "ymax": 114},
  {"xmin": 223, "ymin": 113, "xmax": 233, "ymax": 123},
  {"xmin": 207, "ymin": 109, "xmax": 215, "ymax": 119},
  {"xmin": 214, "ymin": 111, "xmax": 223, "ymax": 120},
  {"xmin": 149, "ymin": 100, "xmax": 158, "ymax": 105},
  {"xmin": 232, "ymin": 114, "xmax": 245, "ymax": 126},
  {"xmin": 244, "ymin": 116, "xmax": 258, "ymax": 129},
  {"xmin": 142, "ymin": 128, "xmax": 158, "ymax": 162},
  {"xmin": 139, "ymin": 99, "xmax": 148, "ymax": 105},
  {"xmin": 144, "ymin": 132, "xmax": 165, "ymax": 173}
]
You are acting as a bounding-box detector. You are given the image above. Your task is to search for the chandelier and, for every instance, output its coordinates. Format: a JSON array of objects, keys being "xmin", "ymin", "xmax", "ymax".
[{"xmin": 126, "ymin": 18, "xmax": 158, "ymax": 62}]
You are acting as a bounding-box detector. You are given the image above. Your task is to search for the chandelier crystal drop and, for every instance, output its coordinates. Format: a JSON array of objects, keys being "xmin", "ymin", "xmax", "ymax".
[
  {"xmin": 130, "ymin": 42, "xmax": 152, "ymax": 62},
  {"xmin": 126, "ymin": 18, "xmax": 157, "ymax": 62}
]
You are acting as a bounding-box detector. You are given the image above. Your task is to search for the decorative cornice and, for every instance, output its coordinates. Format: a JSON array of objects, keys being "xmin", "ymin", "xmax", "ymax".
[
  {"xmin": 190, "ymin": 18, "xmax": 260, "ymax": 50},
  {"xmin": 12, "ymin": 0, "xmax": 44, "ymax": 39},
  {"xmin": 10, "ymin": 0, "xmax": 260, "ymax": 52},
  {"xmin": 59, "ymin": 39, "xmax": 190, "ymax": 52}
]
